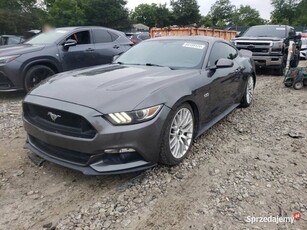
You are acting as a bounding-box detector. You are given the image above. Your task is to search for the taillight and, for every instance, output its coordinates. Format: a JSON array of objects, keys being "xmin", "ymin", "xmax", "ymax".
[{"xmin": 130, "ymin": 39, "xmax": 137, "ymax": 44}]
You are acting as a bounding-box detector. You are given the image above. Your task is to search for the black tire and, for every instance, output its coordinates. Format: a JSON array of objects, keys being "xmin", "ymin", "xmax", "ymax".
[
  {"xmin": 240, "ymin": 75, "xmax": 254, "ymax": 108},
  {"xmin": 275, "ymin": 54, "xmax": 287, "ymax": 76},
  {"xmin": 284, "ymin": 78, "xmax": 293, "ymax": 87},
  {"xmin": 24, "ymin": 65, "xmax": 55, "ymax": 92},
  {"xmin": 293, "ymin": 81, "xmax": 304, "ymax": 90},
  {"xmin": 290, "ymin": 54, "xmax": 299, "ymax": 68},
  {"xmin": 160, "ymin": 103, "xmax": 194, "ymax": 165}
]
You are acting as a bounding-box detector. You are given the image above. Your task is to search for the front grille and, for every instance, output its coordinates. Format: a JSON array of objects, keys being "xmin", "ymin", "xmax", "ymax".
[
  {"xmin": 236, "ymin": 42, "xmax": 271, "ymax": 46},
  {"xmin": 236, "ymin": 41, "xmax": 272, "ymax": 54},
  {"xmin": 29, "ymin": 135, "xmax": 91, "ymax": 165},
  {"xmin": 24, "ymin": 103, "xmax": 97, "ymax": 139}
]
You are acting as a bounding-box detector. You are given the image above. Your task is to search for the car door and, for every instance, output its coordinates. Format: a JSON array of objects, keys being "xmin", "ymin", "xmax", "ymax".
[
  {"xmin": 58, "ymin": 30, "xmax": 96, "ymax": 71},
  {"xmin": 204, "ymin": 42, "xmax": 241, "ymax": 120},
  {"xmin": 92, "ymin": 28, "xmax": 124, "ymax": 65}
]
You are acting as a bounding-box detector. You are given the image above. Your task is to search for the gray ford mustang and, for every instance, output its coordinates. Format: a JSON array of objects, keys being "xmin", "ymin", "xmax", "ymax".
[{"xmin": 23, "ymin": 36, "xmax": 256, "ymax": 175}]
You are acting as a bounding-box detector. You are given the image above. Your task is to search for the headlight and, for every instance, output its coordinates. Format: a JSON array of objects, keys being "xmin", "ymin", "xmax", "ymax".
[
  {"xmin": 0, "ymin": 55, "xmax": 20, "ymax": 64},
  {"xmin": 105, "ymin": 105, "xmax": 162, "ymax": 125},
  {"xmin": 272, "ymin": 41, "xmax": 283, "ymax": 49}
]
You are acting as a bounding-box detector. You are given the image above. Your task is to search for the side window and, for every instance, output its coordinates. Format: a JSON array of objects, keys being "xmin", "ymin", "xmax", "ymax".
[
  {"xmin": 208, "ymin": 42, "xmax": 238, "ymax": 67},
  {"xmin": 67, "ymin": 31, "xmax": 91, "ymax": 45},
  {"xmin": 92, "ymin": 29, "xmax": 114, "ymax": 43}
]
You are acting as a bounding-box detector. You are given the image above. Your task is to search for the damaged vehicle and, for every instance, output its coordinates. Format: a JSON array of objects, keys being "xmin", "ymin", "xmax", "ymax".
[{"xmin": 23, "ymin": 36, "xmax": 256, "ymax": 175}]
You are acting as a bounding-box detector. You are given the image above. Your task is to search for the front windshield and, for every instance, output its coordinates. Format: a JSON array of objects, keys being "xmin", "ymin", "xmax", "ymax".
[
  {"xmin": 243, "ymin": 26, "xmax": 287, "ymax": 38},
  {"xmin": 115, "ymin": 39, "xmax": 207, "ymax": 69},
  {"xmin": 25, "ymin": 29, "xmax": 70, "ymax": 45}
]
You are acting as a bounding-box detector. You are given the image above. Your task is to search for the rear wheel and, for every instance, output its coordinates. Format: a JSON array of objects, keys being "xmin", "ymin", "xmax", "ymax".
[
  {"xmin": 24, "ymin": 65, "xmax": 55, "ymax": 92},
  {"xmin": 160, "ymin": 103, "xmax": 194, "ymax": 165},
  {"xmin": 240, "ymin": 75, "xmax": 254, "ymax": 108}
]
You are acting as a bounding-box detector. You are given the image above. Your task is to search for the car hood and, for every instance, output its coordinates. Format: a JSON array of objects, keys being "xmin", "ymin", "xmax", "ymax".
[
  {"xmin": 0, "ymin": 44, "xmax": 45, "ymax": 56},
  {"xmin": 29, "ymin": 64, "xmax": 199, "ymax": 114},
  {"xmin": 235, "ymin": 36, "xmax": 284, "ymax": 41}
]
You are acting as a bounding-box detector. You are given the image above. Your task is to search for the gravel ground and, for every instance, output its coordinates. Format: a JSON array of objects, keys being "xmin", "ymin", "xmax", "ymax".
[{"xmin": 0, "ymin": 62, "xmax": 307, "ymax": 230}]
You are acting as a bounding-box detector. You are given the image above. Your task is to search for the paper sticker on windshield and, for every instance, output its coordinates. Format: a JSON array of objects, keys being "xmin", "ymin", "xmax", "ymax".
[
  {"xmin": 183, "ymin": 43, "xmax": 205, "ymax": 49},
  {"xmin": 276, "ymin": 28, "xmax": 286, "ymax": 30}
]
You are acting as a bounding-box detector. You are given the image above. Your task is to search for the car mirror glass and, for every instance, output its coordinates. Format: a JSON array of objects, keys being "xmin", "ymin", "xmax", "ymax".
[
  {"xmin": 215, "ymin": 58, "xmax": 234, "ymax": 68},
  {"xmin": 64, "ymin": 39, "xmax": 77, "ymax": 49}
]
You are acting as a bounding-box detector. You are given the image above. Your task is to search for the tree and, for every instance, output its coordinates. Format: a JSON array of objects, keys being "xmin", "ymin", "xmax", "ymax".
[
  {"xmin": 0, "ymin": 0, "xmax": 48, "ymax": 34},
  {"xmin": 47, "ymin": 0, "xmax": 86, "ymax": 27},
  {"xmin": 199, "ymin": 16, "xmax": 213, "ymax": 27},
  {"xmin": 271, "ymin": 0, "xmax": 299, "ymax": 25},
  {"xmin": 232, "ymin": 5, "xmax": 265, "ymax": 26},
  {"xmin": 208, "ymin": 0, "xmax": 235, "ymax": 26},
  {"xmin": 84, "ymin": 0, "xmax": 130, "ymax": 30},
  {"xmin": 131, "ymin": 4, "xmax": 158, "ymax": 27},
  {"xmin": 293, "ymin": 0, "xmax": 307, "ymax": 26},
  {"xmin": 170, "ymin": 0, "xmax": 201, "ymax": 25},
  {"xmin": 131, "ymin": 3, "xmax": 171, "ymax": 27}
]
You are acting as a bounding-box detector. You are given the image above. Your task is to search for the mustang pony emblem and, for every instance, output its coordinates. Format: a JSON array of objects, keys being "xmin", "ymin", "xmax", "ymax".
[{"xmin": 47, "ymin": 112, "xmax": 61, "ymax": 122}]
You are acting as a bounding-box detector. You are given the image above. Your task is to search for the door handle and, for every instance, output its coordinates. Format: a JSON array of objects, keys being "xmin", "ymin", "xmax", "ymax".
[
  {"xmin": 113, "ymin": 45, "xmax": 120, "ymax": 49},
  {"xmin": 86, "ymin": 48, "xmax": 95, "ymax": 52}
]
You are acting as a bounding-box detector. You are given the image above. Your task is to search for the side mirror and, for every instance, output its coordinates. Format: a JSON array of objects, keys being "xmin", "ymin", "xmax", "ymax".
[
  {"xmin": 63, "ymin": 39, "xmax": 77, "ymax": 49},
  {"xmin": 210, "ymin": 58, "xmax": 234, "ymax": 70},
  {"xmin": 112, "ymin": 55, "xmax": 120, "ymax": 62}
]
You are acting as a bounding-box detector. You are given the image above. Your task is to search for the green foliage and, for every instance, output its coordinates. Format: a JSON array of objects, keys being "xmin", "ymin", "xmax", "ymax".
[
  {"xmin": 170, "ymin": 0, "xmax": 201, "ymax": 25},
  {"xmin": 47, "ymin": 0, "xmax": 86, "ymax": 27},
  {"xmin": 208, "ymin": 0, "xmax": 235, "ymax": 26},
  {"xmin": 271, "ymin": 0, "xmax": 299, "ymax": 25},
  {"xmin": 199, "ymin": 16, "xmax": 213, "ymax": 27},
  {"xmin": 232, "ymin": 5, "xmax": 265, "ymax": 26},
  {"xmin": 84, "ymin": 0, "xmax": 130, "ymax": 30},
  {"xmin": 131, "ymin": 3, "xmax": 171, "ymax": 27},
  {"xmin": 0, "ymin": 0, "xmax": 46, "ymax": 34}
]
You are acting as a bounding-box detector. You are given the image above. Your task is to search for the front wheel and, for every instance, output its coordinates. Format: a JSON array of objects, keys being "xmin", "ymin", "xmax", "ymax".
[
  {"xmin": 160, "ymin": 103, "xmax": 194, "ymax": 165},
  {"xmin": 240, "ymin": 75, "xmax": 254, "ymax": 108},
  {"xmin": 24, "ymin": 65, "xmax": 55, "ymax": 92}
]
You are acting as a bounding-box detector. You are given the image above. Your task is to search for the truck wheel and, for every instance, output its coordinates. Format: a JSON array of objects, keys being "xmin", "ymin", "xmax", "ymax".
[
  {"xmin": 275, "ymin": 54, "xmax": 287, "ymax": 76},
  {"xmin": 24, "ymin": 65, "xmax": 55, "ymax": 92},
  {"xmin": 290, "ymin": 54, "xmax": 299, "ymax": 68}
]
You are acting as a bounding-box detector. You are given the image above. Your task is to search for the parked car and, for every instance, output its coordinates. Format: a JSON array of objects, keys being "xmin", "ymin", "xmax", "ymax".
[
  {"xmin": 127, "ymin": 32, "xmax": 150, "ymax": 44},
  {"xmin": 232, "ymin": 25, "xmax": 301, "ymax": 75},
  {"xmin": 23, "ymin": 36, "xmax": 256, "ymax": 175},
  {"xmin": 0, "ymin": 35, "xmax": 24, "ymax": 46},
  {"xmin": 0, "ymin": 26, "xmax": 132, "ymax": 92},
  {"xmin": 300, "ymin": 35, "xmax": 307, "ymax": 60}
]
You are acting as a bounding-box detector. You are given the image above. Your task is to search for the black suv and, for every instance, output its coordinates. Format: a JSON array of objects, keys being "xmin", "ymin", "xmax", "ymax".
[
  {"xmin": 232, "ymin": 25, "xmax": 301, "ymax": 75},
  {"xmin": 0, "ymin": 26, "xmax": 132, "ymax": 92}
]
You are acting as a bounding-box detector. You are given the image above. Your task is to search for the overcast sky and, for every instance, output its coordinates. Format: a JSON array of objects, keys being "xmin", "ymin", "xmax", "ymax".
[{"xmin": 126, "ymin": 0, "xmax": 273, "ymax": 20}]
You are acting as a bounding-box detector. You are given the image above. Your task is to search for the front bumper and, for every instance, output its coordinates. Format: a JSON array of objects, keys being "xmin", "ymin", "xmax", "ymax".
[
  {"xmin": 23, "ymin": 95, "xmax": 170, "ymax": 175},
  {"xmin": 252, "ymin": 55, "xmax": 283, "ymax": 67},
  {"xmin": 0, "ymin": 62, "xmax": 23, "ymax": 91},
  {"xmin": 300, "ymin": 50, "xmax": 307, "ymax": 60}
]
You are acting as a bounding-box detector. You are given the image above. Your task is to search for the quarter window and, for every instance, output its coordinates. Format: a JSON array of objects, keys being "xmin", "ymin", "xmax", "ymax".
[{"xmin": 208, "ymin": 42, "xmax": 238, "ymax": 67}]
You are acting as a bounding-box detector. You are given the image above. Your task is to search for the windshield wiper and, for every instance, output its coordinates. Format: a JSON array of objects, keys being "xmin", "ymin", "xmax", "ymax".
[{"xmin": 145, "ymin": 63, "xmax": 174, "ymax": 70}]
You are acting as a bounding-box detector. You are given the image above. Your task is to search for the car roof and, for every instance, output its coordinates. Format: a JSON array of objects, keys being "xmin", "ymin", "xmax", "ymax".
[{"xmin": 150, "ymin": 36, "xmax": 225, "ymax": 43}]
